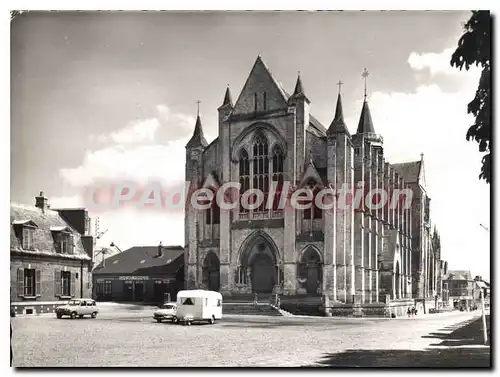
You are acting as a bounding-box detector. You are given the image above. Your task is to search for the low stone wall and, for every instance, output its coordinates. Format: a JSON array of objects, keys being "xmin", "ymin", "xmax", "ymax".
[{"xmin": 327, "ymin": 299, "xmax": 415, "ymax": 318}]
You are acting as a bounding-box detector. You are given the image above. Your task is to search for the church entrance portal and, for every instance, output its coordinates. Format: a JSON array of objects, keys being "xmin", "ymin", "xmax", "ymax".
[
  {"xmin": 298, "ymin": 247, "xmax": 322, "ymax": 295},
  {"xmin": 202, "ymin": 253, "xmax": 220, "ymax": 292},
  {"xmin": 239, "ymin": 232, "xmax": 280, "ymax": 295},
  {"xmin": 251, "ymin": 253, "xmax": 276, "ymax": 294}
]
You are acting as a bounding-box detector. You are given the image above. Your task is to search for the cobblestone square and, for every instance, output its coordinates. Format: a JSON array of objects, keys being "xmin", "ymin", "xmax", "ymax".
[{"xmin": 11, "ymin": 309, "xmax": 490, "ymax": 367}]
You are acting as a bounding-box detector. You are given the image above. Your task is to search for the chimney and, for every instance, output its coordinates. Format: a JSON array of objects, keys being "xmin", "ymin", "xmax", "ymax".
[
  {"xmin": 35, "ymin": 191, "xmax": 49, "ymax": 213},
  {"xmin": 158, "ymin": 241, "xmax": 163, "ymax": 257},
  {"xmin": 81, "ymin": 235, "xmax": 94, "ymax": 261}
]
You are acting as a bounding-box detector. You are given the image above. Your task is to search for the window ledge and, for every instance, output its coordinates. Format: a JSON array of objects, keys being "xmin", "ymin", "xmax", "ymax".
[
  {"xmin": 59, "ymin": 295, "xmax": 72, "ymax": 299},
  {"xmin": 21, "ymin": 296, "xmax": 39, "ymax": 300}
]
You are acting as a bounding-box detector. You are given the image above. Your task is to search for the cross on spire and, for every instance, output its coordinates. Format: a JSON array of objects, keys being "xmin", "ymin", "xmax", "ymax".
[
  {"xmin": 196, "ymin": 100, "xmax": 201, "ymax": 116},
  {"xmin": 362, "ymin": 68, "xmax": 369, "ymax": 100},
  {"xmin": 336, "ymin": 80, "xmax": 344, "ymax": 95}
]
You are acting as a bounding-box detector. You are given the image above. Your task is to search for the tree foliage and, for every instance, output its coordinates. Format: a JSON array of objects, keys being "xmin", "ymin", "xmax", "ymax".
[{"xmin": 450, "ymin": 11, "xmax": 491, "ymax": 184}]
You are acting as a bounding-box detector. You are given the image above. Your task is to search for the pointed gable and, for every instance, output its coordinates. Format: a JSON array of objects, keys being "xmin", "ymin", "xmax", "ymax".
[
  {"xmin": 201, "ymin": 171, "xmax": 220, "ymax": 190},
  {"xmin": 232, "ymin": 56, "xmax": 289, "ymax": 115},
  {"xmin": 299, "ymin": 160, "xmax": 325, "ymax": 188}
]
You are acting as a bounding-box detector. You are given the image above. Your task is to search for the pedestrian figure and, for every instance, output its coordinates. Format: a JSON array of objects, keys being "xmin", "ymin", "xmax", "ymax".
[
  {"xmin": 253, "ymin": 293, "xmax": 258, "ymax": 307},
  {"xmin": 407, "ymin": 307, "xmax": 411, "ymax": 318}
]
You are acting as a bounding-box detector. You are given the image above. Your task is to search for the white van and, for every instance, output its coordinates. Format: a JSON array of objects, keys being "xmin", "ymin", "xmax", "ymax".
[{"xmin": 176, "ymin": 290, "xmax": 222, "ymax": 325}]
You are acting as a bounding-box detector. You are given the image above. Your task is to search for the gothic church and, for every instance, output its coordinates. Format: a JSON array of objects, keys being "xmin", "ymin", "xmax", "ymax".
[{"xmin": 184, "ymin": 56, "xmax": 442, "ymax": 315}]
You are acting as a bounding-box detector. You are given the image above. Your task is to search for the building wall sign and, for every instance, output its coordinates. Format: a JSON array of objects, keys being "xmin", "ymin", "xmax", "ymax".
[{"xmin": 118, "ymin": 276, "xmax": 150, "ymax": 281}]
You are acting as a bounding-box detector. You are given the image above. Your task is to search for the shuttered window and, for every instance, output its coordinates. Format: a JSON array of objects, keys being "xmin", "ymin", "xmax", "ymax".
[
  {"xmin": 71, "ymin": 272, "xmax": 76, "ymax": 297},
  {"xmin": 18, "ymin": 268, "xmax": 39, "ymax": 297},
  {"xmin": 35, "ymin": 269, "xmax": 41, "ymax": 296},
  {"xmin": 61, "ymin": 271, "xmax": 71, "ymax": 296},
  {"xmin": 54, "ymin": 270, "xmax": 62, "ymax": 297},
  {"xmin": 17, "ymin": 269, "xmax": 24, "ymax": 297}
]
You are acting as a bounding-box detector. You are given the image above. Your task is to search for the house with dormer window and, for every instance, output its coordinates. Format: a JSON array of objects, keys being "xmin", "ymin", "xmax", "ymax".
[{"xmin": 10, "ymin": 192, "xmax": 94, "ymax": 315}]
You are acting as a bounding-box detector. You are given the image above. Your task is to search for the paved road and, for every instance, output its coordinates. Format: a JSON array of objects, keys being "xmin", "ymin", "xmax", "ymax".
[{"xmin": 11, "ymin": 309, "xmax": 489, "ymax": 367}]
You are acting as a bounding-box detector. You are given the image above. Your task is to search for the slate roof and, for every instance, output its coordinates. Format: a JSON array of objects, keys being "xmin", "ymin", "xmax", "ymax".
[
  {"xmin": 93, "ymin": 245, "xmax": 184, "ymax": 275},
  {"xmin": 10, "ymin": 203, "xmax": 91, "ymax": 261},
  {"xmin": 475, "ymin": 281, "xmax": 488, "ymax": 289},
  {"xmin": 391, "ymin": 161, "xmax": 422, "ymax": 183},
  {"xmin": 444, "ymin": 270, "xmax": 473, "ymax": 281}
]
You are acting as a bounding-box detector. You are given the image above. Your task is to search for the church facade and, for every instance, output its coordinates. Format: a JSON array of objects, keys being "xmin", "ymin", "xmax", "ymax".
[{"xmin": 184, "ymin": 56, "xmax": 442, "ymax": 315}]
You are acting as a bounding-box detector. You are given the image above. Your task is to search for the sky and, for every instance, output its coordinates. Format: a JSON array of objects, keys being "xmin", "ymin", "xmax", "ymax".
[{"xmin": 10, "ymin": 10, "xmax": 490, "ymax": 281}]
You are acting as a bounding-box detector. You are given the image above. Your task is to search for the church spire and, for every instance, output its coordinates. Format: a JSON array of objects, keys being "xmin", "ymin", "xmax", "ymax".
[
  {"xmin": 289, "ymin": 71, "xmax": 310, "ymax": 104},
  {"xmin": 327, "ymin": 80, "xmax": 350, "ymax": 137},
  {"xmin": 294, "ymin": 71, "xmax": 304, "ymax": 95},
  {"xmin": 356, "ymin": 69, "xmax": 375, "ymax": 134},
  {"xmin": 186, "ymin": 101, "xmax": 208, "ymax": 149},
  {"xmin": 220, "ymin": 85, "xmax": 233, "ymax": 108},
  {"xmin": 356, "ymin": 100, "xmax": 375, "ymax": 134}
]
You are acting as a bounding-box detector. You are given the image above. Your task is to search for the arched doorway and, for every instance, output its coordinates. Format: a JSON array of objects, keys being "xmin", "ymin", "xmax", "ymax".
[
  {"xmin": 202, "ymin": 253, "xmax": 220, "ymax": 291},
  {"xmin": 251, "ymin": 251, "xmax": 275, "ymax": 293},
  {"xmin": 297, "ymin": 247, "xmax": 322, "ymax": 295},
  {"xmin": 238, "ymin": 232, "xmax": 280, "ymax": 294}
]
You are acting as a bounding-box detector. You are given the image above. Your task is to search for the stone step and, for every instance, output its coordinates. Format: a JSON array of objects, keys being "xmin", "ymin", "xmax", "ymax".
[{"xmin": 222, "ymin": 303, "xmax": 282, "ymax": 316}]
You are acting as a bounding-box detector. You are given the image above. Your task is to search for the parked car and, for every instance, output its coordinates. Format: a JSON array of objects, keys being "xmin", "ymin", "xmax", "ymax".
[
  {"xmin": 153, "ymin": 302, "xmax": 177, "ymax": 323},
  {"xmin": 55, "ymin": 299, "xmax": 98, "ymax": 319}
]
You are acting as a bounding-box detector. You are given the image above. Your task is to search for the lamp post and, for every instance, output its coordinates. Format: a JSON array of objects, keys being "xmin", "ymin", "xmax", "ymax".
[{"xmin": 109, "ymin": 242, "xmax": 123, "ymax": 253}]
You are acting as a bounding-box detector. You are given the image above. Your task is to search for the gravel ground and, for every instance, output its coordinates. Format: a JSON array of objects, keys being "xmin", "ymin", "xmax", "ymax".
[{"xmin": 11, "ymin": 309, "xmax": 488, "ymax": 367}]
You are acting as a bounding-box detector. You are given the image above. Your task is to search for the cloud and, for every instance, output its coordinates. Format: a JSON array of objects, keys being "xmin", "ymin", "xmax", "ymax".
[
  {"xmin": 407, "ymin": 47, "xmax": 482, "ymax": 78},
  {"xmin": 64, "ymin": 105, "xmax": 204, "ymax": 187},
  {"xmin": 49, "ymin": 195, "xmax": 84, "ymax": 209},
  {"xmin": 156, "ymin": 104, "xmax": 197, "ymax": 141},
  {"xmin": 89, "ymin": 104, "xmax": 197, "ymax": 145},
  {"xmin": 408, "ymin": 48, "xmax": 456, "ymax": 76},
  {"xmin": 59, "ymin": 139, "xmax": 188, "ymax": 187},
  {"xmin": 92, "ymin": 118, "xmax": 161, "ymax": 144}
]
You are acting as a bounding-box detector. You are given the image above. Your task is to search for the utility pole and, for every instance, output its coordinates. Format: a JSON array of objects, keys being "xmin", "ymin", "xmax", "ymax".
[
  {"xmin": 480, "ymin": 287, "xmax": 488, "ymax": 345},
  {"xmin": 479, "ymin": 223, "xmax": 489, "ymax": 345}
]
